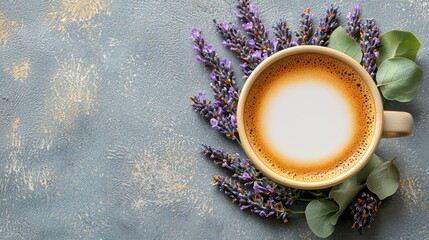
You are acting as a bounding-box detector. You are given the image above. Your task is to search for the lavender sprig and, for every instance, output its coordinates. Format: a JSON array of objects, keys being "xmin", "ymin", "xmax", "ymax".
[
  {"xmin": 273, "ymin": 20, "xmax": 297, "ymax": 51},
  {"xmin": 202, "ymin": 143, "xmax": 257, "ymax": 185},
  {"xmin": 214, "ymin": 175, "xmax": 292, "ymax": 223},
  {"xmin": 190, "ymin": 92, "xmax": 238, "ymax": 140},
  {"xmin": 360, "ymin": 19, "xmax": 381, "ymax": 80},
  {"xmin": 296, "ymin": 8, "xmax": 314, "ymax": 45},
  {"xmin": 311, "ymin": 4, "xmax": 340, "ymax": 46},
  {"xmin": 190, "ymin": 92, "xmax": 216, "ymax": 118},
  {"xmin": 213, "ymin": 20, "xmax": 260, "ymax": 77},
  {"xmin": 236, "ymin": 0, "xmax": 273, "ymax": 59},
  {"xmin": 191, "ymin": 28, "xmax": 239, "ymax": 140},
  {"xmin": 210, "ymin": 114, "xmax": 238, "ymax": 140},
  {"xmin": 350, "ymin": 191, "xmax": 381, "ymax": 234},
  {"xmin": 191, "ymin": 28, "xmax": 239, "ymax": 96},
  {"xmin": 201, "ymin": 144, "xmax": 301, "ymax": 199},
  {"xmin": 346, "ymin": 3, "xmax": 362, "ymax": 41}
]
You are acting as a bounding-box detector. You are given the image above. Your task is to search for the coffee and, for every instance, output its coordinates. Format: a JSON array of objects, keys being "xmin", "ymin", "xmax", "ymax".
[{"xmin": 243, "ymin": 53, "xmax": 376, "ymax": 182}]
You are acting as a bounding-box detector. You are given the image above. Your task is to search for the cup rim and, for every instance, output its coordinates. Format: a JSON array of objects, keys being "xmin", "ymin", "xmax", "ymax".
[{"xmin": 237, "ymin": 46, "xmax": 383, "ymax": 189}]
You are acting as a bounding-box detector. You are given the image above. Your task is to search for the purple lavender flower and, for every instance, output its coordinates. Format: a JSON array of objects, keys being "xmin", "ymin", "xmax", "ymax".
[
  {"xmin": 201, "ymin": 143, "xmax": 252, "ymax": 181},
  {"xmin": 273, "ymin": 20, "xmax": 297, "ymax": 51},
  {"xmin": 236, "ymin": 0, "xmax": 274, "ymax": 58},
  {"xmin": 311, "ymin": 4, "xmax": 340, "ymax": 46},
  {"xmin": 346, "ymin": 3, "xmax": 362, "ymax": 41},
  {"xmin": 210, "ymin": 118, "xmax": 220, "ymax": 130},
  {"xmin": 350, "ymin": 191, "xmax": 380, "ymax": 234},
  {"xmin": 241, "ymin": 171, "xmax": 253, "ymax": 181},
  {"xmin": 253, "ymin": 182, "xmax": 264, "ymax": 194},
  {"xmin": 191, "ymin": 29, "xmax": 239, "ymax": 93},
  {"xmin": 213, "ymin": 20, "xmax": 259, "ymax": 77},
  {"xmin": 360, "ymin": 19, "xmax": 380, "ymax": 80},
  {"xmin": 253, "ymin": 182, "xmax": 274, "ymax": 195},
  {"xmin": 190, "ymin": 91, "xmax": 216, "ymax": 118},
  {"xmin": 210, "ymin": 115, "xmax": 238, "ymax": 140},
  {"xmin": 296, "ymin": 8, "xmax": 314, "ymax": 45},
  {"xmin": 191, "ymin": 28, "xmax": 240, "ymax": 140},
  {"xmin": 213, "ymin": 175, "xmax": 291, "ymax": 223},
  {"xmin": 201, "ymin": 144, "xmax": 301, "ymax": 199}
]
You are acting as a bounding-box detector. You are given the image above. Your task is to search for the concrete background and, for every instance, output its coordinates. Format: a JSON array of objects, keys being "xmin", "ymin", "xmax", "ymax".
[{"xmin": 0, "ymin": 0, "xmax": 427, "ymax": 239}]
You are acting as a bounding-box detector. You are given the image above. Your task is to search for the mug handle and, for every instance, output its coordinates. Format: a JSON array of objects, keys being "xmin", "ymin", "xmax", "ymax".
[{"xmin": 382, "ymin": 111, "xmax": 413, "ymax": 138}]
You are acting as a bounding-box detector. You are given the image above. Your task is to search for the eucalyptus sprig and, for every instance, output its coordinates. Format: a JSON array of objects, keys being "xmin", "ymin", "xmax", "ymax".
[
  {"xmin": 190, "ymin": 1, "xmax": 422, "ymax": 238},
  {"xmin": 305, "ymin": 154, "xmax": 400, "ymax": 237},
  {"xmin": 328, "ymin": 10, "xmax": 423, "ymax": 102}
]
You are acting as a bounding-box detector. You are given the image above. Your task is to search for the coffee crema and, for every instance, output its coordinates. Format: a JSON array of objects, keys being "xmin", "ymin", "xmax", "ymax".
[{"xmin": 244, "ymin": 53, "xmax": 376, "ymax": 182}]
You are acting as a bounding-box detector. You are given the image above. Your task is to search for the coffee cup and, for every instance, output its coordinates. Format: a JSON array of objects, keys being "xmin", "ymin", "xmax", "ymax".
[{"xmin": 237, "ymin": 46, "xmax": 413, "ymax": 189}]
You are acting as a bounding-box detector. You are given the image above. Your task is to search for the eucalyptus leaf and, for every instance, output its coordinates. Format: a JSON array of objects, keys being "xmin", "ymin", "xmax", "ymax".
[
  {"xmin": 376, "ymin": 57, "xmax": 423, "ymax": 102},
  {"xmin": 328, "ymin": 177, "xmax": 365, "ymax": 225},
  {"xmin": 377, "ymin": 30, "xmax": 421, "ymax": 65},
  {"xmin": 305, "ymin": 200, "xmax": 339, "ymax": 238},
  {"xmin": 367, "ymin": 158, "xmax": 400, "ymax": 200},
  {"xmin": 356, "ymin": 154, "xmax": 384, "ymax": 184},
  {"xmin": 328, "ymin": 26, "xmax": 362, "ymax": 63}
]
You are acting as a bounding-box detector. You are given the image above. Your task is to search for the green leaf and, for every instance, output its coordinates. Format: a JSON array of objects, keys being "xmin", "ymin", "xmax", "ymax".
[
  {"xmin": 366, "ymin": 158, "xmax": 400, "ymax": 200},
  {"xmin": 376, "ymin": 57, "xmax": 423, "ymax": 102},
  {"xmin": 356, "ymin": 154, "xmax": 384, "ymax": 184},
  {"xmin": 377, "ymin": 30, "xmax": 421, "ymax": 65},
  {"xmin": 328, "ymin": 177, "xmax": 365, "ymax": 225},
  {"xmin": 305, "ymin": 200, "xmax": 339, "ymax": 238},
  {"xmin": 328, "ymin": 26, "xmax": 362, "ymax": 63}
]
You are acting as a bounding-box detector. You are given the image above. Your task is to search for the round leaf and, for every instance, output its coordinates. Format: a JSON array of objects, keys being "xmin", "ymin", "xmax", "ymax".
[
  {"xmin": 366, "ymin": 159, "xmax": 400, "ymax": 200},
  {"xmin": 376, "ymin": 57, "xmax": 423, "ymax": 102},
  {"xmin": 377, "ymin": 30, "xmax": 421, "ymax": 65},
  {"xmin": 305, "ymin": 200, "xmax": 339, "ymax": 238},
  {"xmin": 328, "ymin": 26, "xmax": 362, "ymax": 63},
  {"xmin": 328, "ymin": 177, "xmax": 365, "ymax": 225},
  {"xmin": 356, "ymin": 154, "xmax": 384, "ymax": 184}
]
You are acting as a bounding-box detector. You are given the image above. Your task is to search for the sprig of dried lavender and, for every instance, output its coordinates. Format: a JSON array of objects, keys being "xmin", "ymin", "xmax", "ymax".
[
  {"xmin": 190, "ymin": 91, "xmax": 216, "ymax": 118},
  {"xmin": 236, "ymin": 0, "xmax": 274, "ymax": 59},
  {"xmin": 311, "ymin": 4, "xmax": 340, "ymax": 46},
  {"xmin": 360, "ymin": 19, "xmax": 381, "ymax": 80},
  {"xmin": 214, "ymin": 175, "xmax": 292, "ymax": 223},
  {"xmin": 273, "ymin": 20, "xmax": 297, "ymax": 51},
  {"xmin": 190, "ymin": 92, "xmax": 238, "ymax": 140},
  {"xmin": 202, "ymin": 143, "xmax": 256, "ymax": 185},
  {"xmin": 201, "ymin": 144, "xmax": 302, "ymax": 200},
  {"xmin": 191, "ymin": 28, "xmax": 240, "ymax": 97},
  {"xmin": 213, "ymin": 20, "xmax": 259, "ymax": 77},
  {"xmin": 210, "ymin": 114, "xmax": 238, "ymax": 140},
  {"xmin": 350, "ymin": 191, "xmax": 381, "ymax": 234},
  {"xmin": 296, "ymin": 8, "xmax": 314, "ymax": 45},
  {"xmin": 191, "ymin": 28, "xmax": 239, "ymax": 140},
  {"xmin": 346, "ymin": 3, "xmax": 362, "ymax": 41}
]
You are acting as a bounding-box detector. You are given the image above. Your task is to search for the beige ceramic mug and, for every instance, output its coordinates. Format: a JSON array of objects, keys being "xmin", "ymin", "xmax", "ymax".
[{"xmin": 237, "ymin": 46, "xmax": 413, "ymax": 189}]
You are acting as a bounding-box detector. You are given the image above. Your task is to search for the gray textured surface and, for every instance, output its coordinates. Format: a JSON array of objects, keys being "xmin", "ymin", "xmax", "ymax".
[{"xmin": 0, "ymin": 0, "xmax": 428, "ymax": 239}]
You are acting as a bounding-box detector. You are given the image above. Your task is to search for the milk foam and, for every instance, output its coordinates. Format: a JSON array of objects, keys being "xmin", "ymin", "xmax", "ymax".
[
  {"xmin": 244, "ymin": 53, "xmax": 376, "ymax": 182},
  {"xmin": 263, "ymin": 81, "xmax": 353, "ymax": 162}
]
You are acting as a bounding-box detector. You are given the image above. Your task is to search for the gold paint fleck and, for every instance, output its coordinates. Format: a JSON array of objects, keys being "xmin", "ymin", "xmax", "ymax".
[
  {"xmin": 0, "ymin": 11, "xmax": 20, "ymax": 45},
  {"xmin": 46, "ymin": 0, "xmax": 111, "ymax": 37},
  {"xmin": 108, "ymin": 37, "xmax": 122, "ymax": 47},
  {"xmin": 126, "ymin": 135, "xmax": 196, "ymax": 210},
  {"xmin": 46, "ymin": 56, "xmax": 99, "ymax": 127},
  {"xmin": 133, "ymin": 199, "xmax": 145, "ymax": 209},
  {"xmin": 399, "ymin": 168, "xmax": 427, "ymax": 213},
  {"xmin": 1, "ymin": 117, "xmax": 53, "ymax": 197},
  {"xmin": 8, "ymin": 117, "xmax": 22, "ymax": 149},
  {"xmin": 118, "ymin": 54, "xmax": 142, "ymax": 95},
  {"xmin": 36, "ymin": 123, "xmax": 54, "ymax": 151},
  {"xmin": 39, "ymin": 167, "xmax": 51, "ymax": 189},
  {"xmin": 5, "ymin": 60, "xmax": 31, "ymax": 81},
  {"xmin": 131, "ymin": 148, "xmax": 192, "ymax": 208}
]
